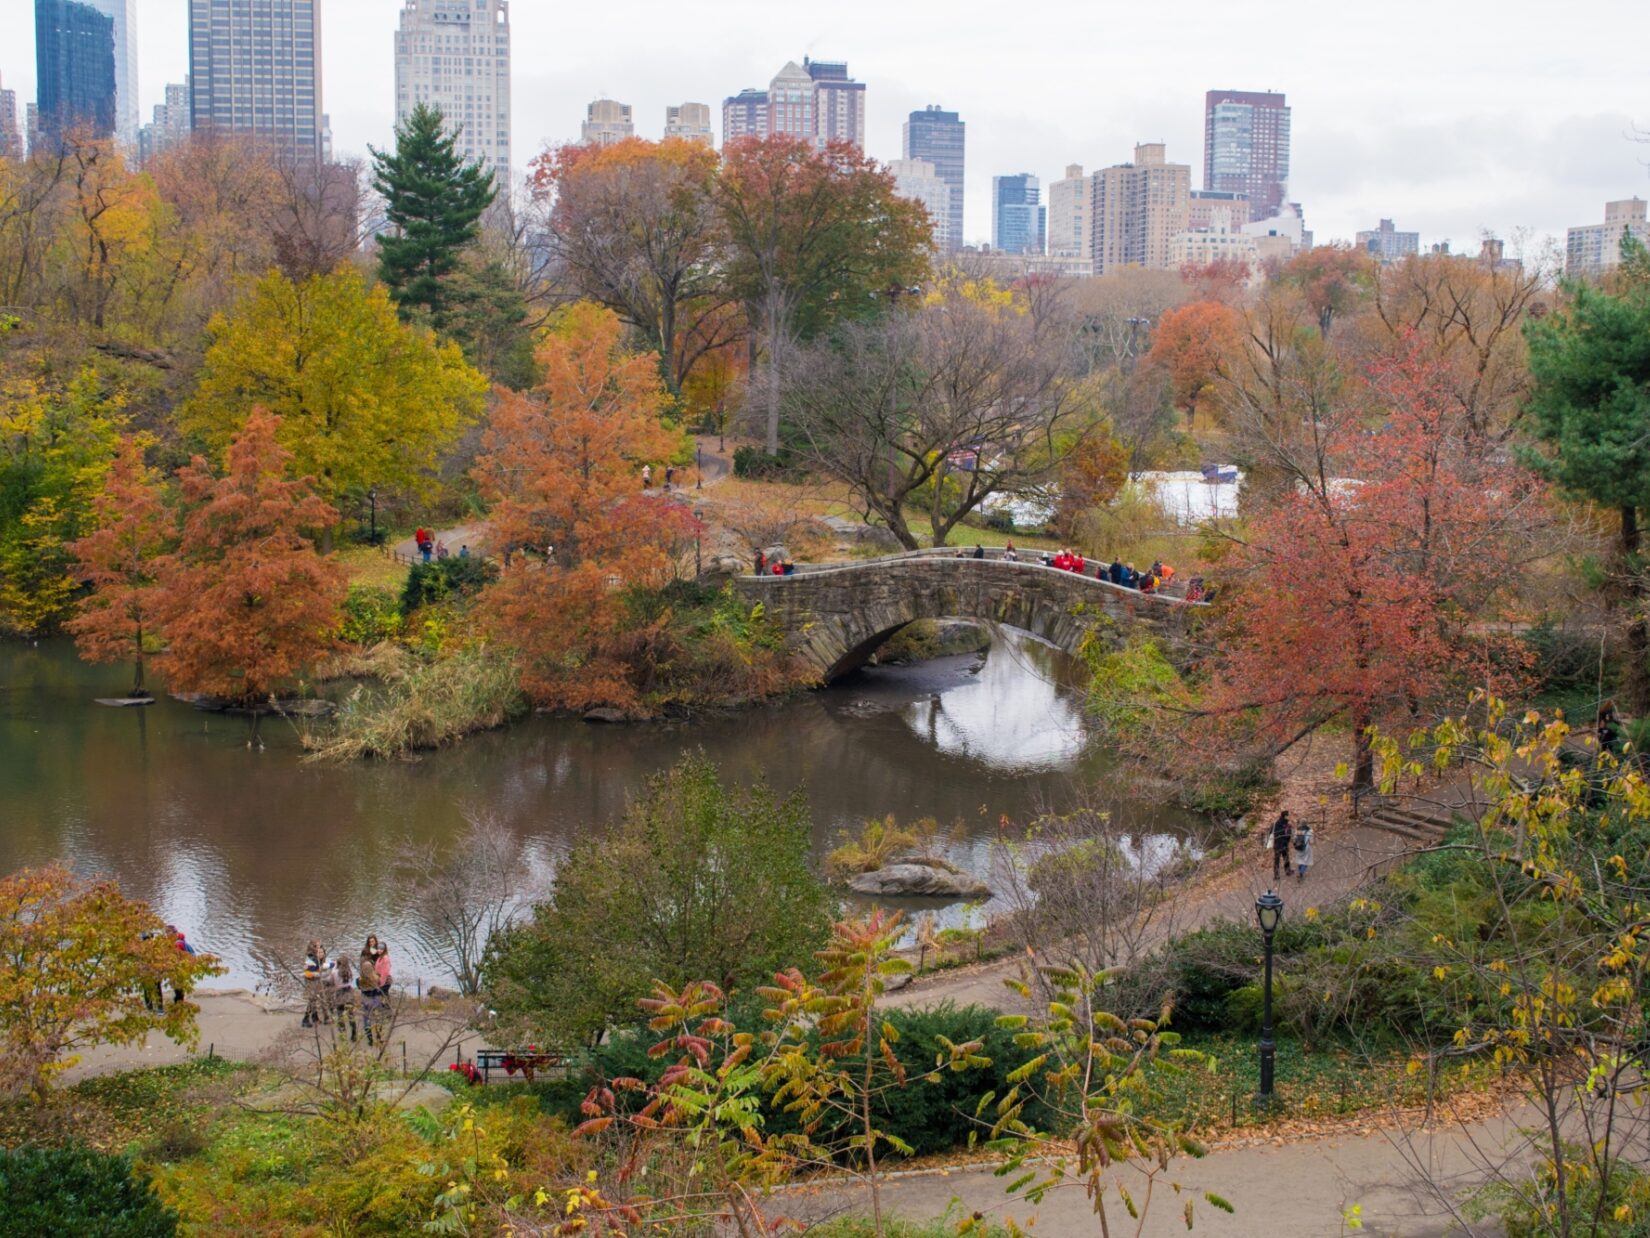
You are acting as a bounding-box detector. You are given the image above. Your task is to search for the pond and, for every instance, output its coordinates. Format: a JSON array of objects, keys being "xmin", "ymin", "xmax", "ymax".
[{"xmin": 0, "ymin": 629, "xmax": 1203, "ymax": 988}]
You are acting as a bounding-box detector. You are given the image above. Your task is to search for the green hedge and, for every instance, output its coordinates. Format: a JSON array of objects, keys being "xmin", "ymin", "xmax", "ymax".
[
  {"xmin": 400, "ymin": 555, "xmax": 497, "ymax": 614},
  {"xmin": 0, "ymin": 1143, "xmax": 178, "ymax": 1237}
]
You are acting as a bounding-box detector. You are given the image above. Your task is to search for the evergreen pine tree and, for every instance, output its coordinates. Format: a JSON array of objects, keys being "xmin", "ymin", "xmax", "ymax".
[{"xmin": 369, "ymin": 103, "xmax": 495, "ymax": 328}]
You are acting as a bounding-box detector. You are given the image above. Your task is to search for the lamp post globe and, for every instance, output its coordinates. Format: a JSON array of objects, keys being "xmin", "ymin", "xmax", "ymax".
[{"xmin": 1255, "ymin": 889, "xmax": 1284, "ymax": 1106}]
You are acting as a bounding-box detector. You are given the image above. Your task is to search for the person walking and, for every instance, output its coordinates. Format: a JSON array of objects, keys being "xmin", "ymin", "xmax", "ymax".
[
  {"xmin": 1293, "ymin": 822, "xmax": 1314, "ymax": 882},
  {"xmin": 170, "ymin": 925, "xmax": 198, "ymax": 1006},
  {"xmin": 331, "ymin": 956, "xmax": 359, "ymax": 1042},
  {"xmin": 1267, "ymin": 811, "xmax": 1294, "ymax": 881},
  {"xmin": 301, "ymin": 942, "xmax": 329, "ymax": 1028},
  {"xmin": 641, "ymin": 463, "xmax": 653, "ymax": 490},
  {"xmin": 358, "ymin": 935, "xmax": 383, "ymax": 1046},
  {"xmin": 374, "ymin": 941, "xmax": 394, "ymax": 1000},
  {"xmin": 665, "ymin": 465, "xmax": 675, "ymax": 490}
]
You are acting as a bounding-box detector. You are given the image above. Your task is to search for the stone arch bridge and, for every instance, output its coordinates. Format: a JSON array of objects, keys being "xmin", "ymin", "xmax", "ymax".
[{"xmin": 730, "ymin": 548, "xmax": 1202, "ymax": 682}]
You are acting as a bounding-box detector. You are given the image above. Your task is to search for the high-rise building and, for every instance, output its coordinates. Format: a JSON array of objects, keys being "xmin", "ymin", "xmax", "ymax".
[
  {"xmin": 188, "ymin": 0, "xmax": 324, "ymax": 159},
  {"xmin": 805, "ymin": 57, "xmax": 864, "ymax": 149},
  {"xmin": 394, "ymin": 0, "xmax": 511, "ymax": 183},
  {"xmin": 581, "ymin": 98, "xmax": 632, "ymax": 147},
  {"xmin": 1188, "ymin": 188, "xmax": 1251, "ymax": 232},
  {"xmin": 992, "ymin": 173, "xmax": 1045, "ymax": 255},
  {"xmin": 766, "ymin": 61, "xmax": 814, "ymax": 141},
  {"xmin": 1566, "ymin": 198, "xmax": 1650, "ymax": 280},
  {"xmin": 904, "ymin": 106, "xmax": 964, "ymax": 252},
  {"xmin": 664, "ymin": 102, "xmax": 713, "ymax": 145},
  {"xmin": 1090, "ymin": 142, "xmax": 1191, "ymax": 274},
  {"xmin": 1047, "ymin": 164, "xmax": 1089, "ymax": 261},
  {"xmin": 1203, "ymin": 89, "xmax": 1290, "ymax": 219},
  {"xmin": 721, "ymin": 88, "xmax": 767, "ymax": 143},
  {"xmin": 1242, "ymin": 200, "xmax": 1312, "ymax": 261},
  {"xmin": 0, "ymin": 76, "xmax": 22, "ymax": 158},
  {"xmin": 84, "ymin": 0, "xmax": 137, "ymax": 146},
  {"xmin": 1171, "ymin": 207, "xmax": 1258, "ymax": 271},
  {"xmin": 888, "ymin": 157, "xmax": 949, "ymax": 248},
  {"xmin": 1355, "ymin": 218, "xmax": 1419, "ymax": 264},
  {"xmin": 26, "ymin": 103, "xmax": 41, "ymax": 153},
  {"xmin": 138, "ymin": 78, "xmax": 190, "ymax": 164},
  {"xmin": 36, "ymin": 0, "xmax": 117, "ymax": 145}
]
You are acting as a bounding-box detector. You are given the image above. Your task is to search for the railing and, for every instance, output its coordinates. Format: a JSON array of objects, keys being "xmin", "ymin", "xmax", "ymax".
[{"xmin": 738, "ymin": 547, "xmax": 1208, "ymax": 607}]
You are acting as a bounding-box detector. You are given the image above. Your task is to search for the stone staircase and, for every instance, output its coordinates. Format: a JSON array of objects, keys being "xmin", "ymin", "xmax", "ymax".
[{"xmin": 1359, "ymin": 793, "xmax": 1481, "ymax": 845}]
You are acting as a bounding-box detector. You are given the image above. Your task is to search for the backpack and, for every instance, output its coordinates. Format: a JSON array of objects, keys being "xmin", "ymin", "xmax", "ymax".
[{"xmin": 1293, "ymin": 832, "xmax": 1307, "ymax": 852}]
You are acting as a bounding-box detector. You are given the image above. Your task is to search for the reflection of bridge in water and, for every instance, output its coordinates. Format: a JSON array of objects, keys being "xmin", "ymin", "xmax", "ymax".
[{"xmin": 732, "ymin": 547, "xmax": 1203, "ymax": 682}]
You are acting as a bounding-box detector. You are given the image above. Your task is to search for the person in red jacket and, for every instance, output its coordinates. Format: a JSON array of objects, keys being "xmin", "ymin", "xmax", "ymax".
[
  {"xmin": 1052, "ymin": 549, "xmax": 1071, "ymax": 571},
  {"xmin": 1069, "ymin": 552, "xmax": 1085, "ymax": 573}
]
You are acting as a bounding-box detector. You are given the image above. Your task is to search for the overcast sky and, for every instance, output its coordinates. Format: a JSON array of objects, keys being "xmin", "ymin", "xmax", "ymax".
[{"xmin": 5, "ymin": 0, "xmax": 1647, "ymax": 254}]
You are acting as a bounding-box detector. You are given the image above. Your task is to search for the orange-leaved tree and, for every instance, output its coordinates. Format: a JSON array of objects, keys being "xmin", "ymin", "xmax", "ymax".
[
  {"xmin": 0, "ymin": 865, "xmax": 224, "ymax": 1101},
  {"xmin": 1144, "ymin": 299, "xmax": 1241, "ymax": 432},
  {"xmin": 156, "ymin": 407, "xmax": 346, "ymax": 706},
  {"xmin": 1196, "ymin": 338, "xmax": 1544, "ymax": 790},
  {"xmin": 65, "ymin": 435, "xmax": 169, "ymax": 696},
  {"xmin": 476, "ymin": 303, "xmax": 699, "ymax": 712}
]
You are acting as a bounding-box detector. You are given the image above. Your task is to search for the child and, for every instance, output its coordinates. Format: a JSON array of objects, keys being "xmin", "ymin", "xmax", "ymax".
[{"xmin": 1293, "ymin": 823, "xmax": 1314, "ymax": 881}]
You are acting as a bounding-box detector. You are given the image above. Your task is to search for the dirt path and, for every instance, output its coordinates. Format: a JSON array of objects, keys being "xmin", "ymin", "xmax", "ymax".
[
  {"xmin": 886, "ymin": 748, "xmax": 1414, "ymax": 1012},
  {"xmin": 788, "ymin": 1096, "xmax": 1540, "ymax": 1236}
]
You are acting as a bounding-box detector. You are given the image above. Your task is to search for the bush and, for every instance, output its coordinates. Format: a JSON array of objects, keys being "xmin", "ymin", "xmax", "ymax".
[
  {"xmin": 338, "ymin": 585, "xmax": 403, "ymax": 645},
  {"xmin": 0, "ymin": 1143, "xmax": 178, "ymax": 1237},
  {"xmin": 983, "ymin": 508, "xmax": 1016, "ymax": 533},
  {"xmin": 732, "ymin": 444, "xmax": 803, "ymax": 481},
  {"xmin": 400, "ymin": 555, "xmax": 497, "ymax": 614}
]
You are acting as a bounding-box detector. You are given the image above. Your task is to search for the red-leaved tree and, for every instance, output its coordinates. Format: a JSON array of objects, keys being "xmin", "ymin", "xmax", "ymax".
[
  {"xmin": 155, "ymin": 407, "xmax": 346, "ymax": 706},
  {"xmin": 1144, "ymin": 299, "xmax": 1240, "ymax": 432},
  {"xmin": 1198, "ymin": 339, "xmax": 1545, "ymax": 789},
  {"xmin": 65, "ymin": 436, "xmax": 169, "ymax": 695}
]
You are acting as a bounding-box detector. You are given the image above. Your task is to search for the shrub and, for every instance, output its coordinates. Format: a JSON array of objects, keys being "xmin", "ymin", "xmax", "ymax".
[
  {"xmin": 400, "ymin": 555, "xmax": 497, "ymax": 614},
  {"xmin": 732, "ymin": 444, "xmax": 802, "ymax": 481},
  {"xmin": 0, "ymin": 1143, "xmax": 178, "ymax": 1237},
  {"xmin": 338, "ymin": 585, "xmax": 403, "ymax": 645}
]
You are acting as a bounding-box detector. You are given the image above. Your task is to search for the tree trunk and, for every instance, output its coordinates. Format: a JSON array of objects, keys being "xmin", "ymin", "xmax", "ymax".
[
  {"xmin": 1620, "ymin": 506, "xmax": 1650, "ymax": 716},
  {"xmin": 1350, "ymin": 707, "xmax": 1375, "ymax": 795}
]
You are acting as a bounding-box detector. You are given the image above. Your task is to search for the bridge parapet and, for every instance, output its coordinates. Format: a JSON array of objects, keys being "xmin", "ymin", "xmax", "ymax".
[{"xmin": 733, "ymin": 551, "xmax": 1200, "ymax": 681}]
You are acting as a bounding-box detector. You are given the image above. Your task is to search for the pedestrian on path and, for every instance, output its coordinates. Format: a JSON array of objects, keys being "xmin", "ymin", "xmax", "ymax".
[
  {"xmin": 358, "ymin": 935, "xmax": 383, "ymax": 1046},
  {"xmin": 332, "ymin": 956, "xmax": 359, "ymax": 1042},
  {"xmin": 665, "ymin": 465, "xmax": 675, "ymax": 489},
  {"xmin": 301, "ymin": 942, "xmax": 330, "ymax": 1028},
  {"xmin": 1266, "ymin": 810, "xmax": 1294, "ymax": 880},
  {"xmin": 1293, "ymin": 822, "xmax": 1314, "ymax": 881},
  {"xmin": 641, "ymin": 463, "xmax": 652, "ymax": 489}
]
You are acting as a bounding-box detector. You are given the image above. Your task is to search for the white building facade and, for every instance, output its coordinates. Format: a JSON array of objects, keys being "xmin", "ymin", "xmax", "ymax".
[
  {"xmin": 394, "ymin": 0, "xmax": 511, "ymax": 182},
  {"xmin": 888, "ymin": 157, "xmax": 950, "ymax": 248},
  {"xmin": 1566, "ymin": 198, "xmax": 1650, "ymax": 280}
]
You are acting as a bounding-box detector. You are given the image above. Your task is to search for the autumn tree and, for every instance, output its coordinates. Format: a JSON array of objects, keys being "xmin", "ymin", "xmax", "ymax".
[
  {"xmin": 0, "ymin": 366, "xmax": 125, "ymax": 636},
  {"xmin": 1198, "ymin": 341, "xmax": 1545, "ymax": 790},
  {"xmin": 717, "ymin": 136, "xmax": 932, "ymax": 454},
  {"xmin": 1144, "ymin": 298, "xmax": 1240, "ymax": 431},
  {"xmin": 1523, "ymin": 274, "xmax": 1650, "ymax": 713},
  {"xmin": 0, "ymin": 865, "xmax": 223, "ymax": 1101},
  {"xmin": 183, "ymin": 265, "xmax": 487, "ymax": 509},
  {"xmin": 155, "ymin": 408, "xmax": 346, "ymax": 706},
  {"xmin": 1050, "ymin": 430, "xmax": 1129, "ymax": 542},
  {"xmin": 370, "ymin": 102, "xmax": 495, "ymax": 328},
  {"xmin": 474, "ymin": 303, "xmax": 696, "ymax": 710},
  {"xmin": 537, "ymin": 137, "xmax": 736, "ymax": 397},
  {"xmin": 784, "ymin": 282, "xmax": 1089, "ymax": 548},
  {"xmin": 65, "ymin": 436, "xmax": 168, "ymax": 695}
]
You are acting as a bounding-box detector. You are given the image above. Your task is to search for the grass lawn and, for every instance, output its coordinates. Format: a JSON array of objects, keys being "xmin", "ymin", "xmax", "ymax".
[{"xmin": 335, "ymin": 544, "xmax": 411, "ymax": 591}]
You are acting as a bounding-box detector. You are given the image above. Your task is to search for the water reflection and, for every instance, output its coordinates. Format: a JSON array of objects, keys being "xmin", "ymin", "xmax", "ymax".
[{"xmin": 0, "ymin": 630, "xmax": 1201, "ymax": 988}]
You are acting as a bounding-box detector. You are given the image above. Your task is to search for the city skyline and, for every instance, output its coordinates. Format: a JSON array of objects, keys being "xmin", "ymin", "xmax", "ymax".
[{"xmin": 2, "ymin": 0, "xmax": 1645, "ymax": 250}]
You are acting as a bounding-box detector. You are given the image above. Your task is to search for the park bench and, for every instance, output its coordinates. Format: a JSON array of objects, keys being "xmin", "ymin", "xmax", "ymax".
[{"xmin": 453, "ymin": 1046, "xmax": 572, "ymax": 1085}]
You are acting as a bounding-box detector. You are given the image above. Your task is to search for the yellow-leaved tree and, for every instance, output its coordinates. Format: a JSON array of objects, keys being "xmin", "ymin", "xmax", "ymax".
[{"xmin": 182, "ymin": 264, "xmax": 487, "ymax": 508}]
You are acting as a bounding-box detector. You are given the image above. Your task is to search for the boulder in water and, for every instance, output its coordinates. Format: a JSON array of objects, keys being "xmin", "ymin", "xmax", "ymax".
[{"xmin": 846, "ymin": 861, "xmax": 990, "ymax": 900}]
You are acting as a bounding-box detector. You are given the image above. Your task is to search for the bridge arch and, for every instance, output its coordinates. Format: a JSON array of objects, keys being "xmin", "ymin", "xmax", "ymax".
[{"xmin": 731, "ymin": 550, "xmax": 1199, "ymax": 682}]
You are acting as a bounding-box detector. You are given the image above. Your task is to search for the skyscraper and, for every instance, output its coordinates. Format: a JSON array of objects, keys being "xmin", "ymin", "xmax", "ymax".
[
  {"xmin": 889, "ymin": 158, "xmax": 949, "ymax": 247},
  {"xmin": 35, "ymin": 0, "xmax": 117, "ymax": 145},
  {"xmin": 766, "ymin": 61, "xmax": 814, "ymax": 142},
  {"xmin": 1566, "ymin": 198, "xmax": 1650, "ymax": 280},
  {"xmin": 580, "ymin": 98, "xmax": 632, "ymax": 147},
  {"xmin": 992, "ymin": 174, "xmax": 1044, "ymax": 255},
  {"xmin": 721, "ymin": 88, "xmax": 767, "ymax": 143},
  {"xmin": 0, "ymin": 75, "xmax": 22, "ymax": 158},
  {"xmin": 394, "ymin": 0, "xmax": 510, "ymax": 183},
  {"xmin": 664, "ymin": 102, "xmax": 713, "ymax": 145},
  {"xmin": 84, "ymin": 0, "xmax": 138, "ymax": 145},
  {"xmin": 189, "ymin": 0, "xmax": 324, "ymax": 159},
  {"xmin": 138, "ymin": 78, "xmax": 190, "ymax": 165},
  {"xmin": 1047, "ymin": 165, "xmax": 1089, "ymax": 261},
  {"xmin": 1090, "ymin": 142, "xmax": 1191, "ymax": 274},
  {"xmin": 805, "ymin": 57, "xmax": 864, "ymax": 149},
  {"xmin": 1203, "ymin": 89, "xmax": 1290, "ymax": 218},
  {"xmin": 903, "ymin": 106, "xmax": 964, "ymax": 252},
  {"xmin": 1355, "ymin": 218, "xmax": 1419, "ymax": 264}
]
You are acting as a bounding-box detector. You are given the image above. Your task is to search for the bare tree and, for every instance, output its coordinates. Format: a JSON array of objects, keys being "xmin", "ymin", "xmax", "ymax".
[
  {"xmin": 783, "ymin": 291, "xmax": 1091, "ymax": 548},
  {"xmin": 399, "ymin": 810, "xmax": 542, "ymax": 996},
  {"xmin": 270, "ymin": 154, "xmax": 366, "ymax": 281}
]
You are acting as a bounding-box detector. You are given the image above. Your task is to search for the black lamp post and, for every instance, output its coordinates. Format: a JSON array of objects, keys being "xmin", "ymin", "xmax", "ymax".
[
  {"xmin": 693, "ymin": 507, "xmax": 703, "ymax": 578},
  {"xmin": 1255, "ymin": 889, "xmax": 1283, "ymax": 1106}
]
